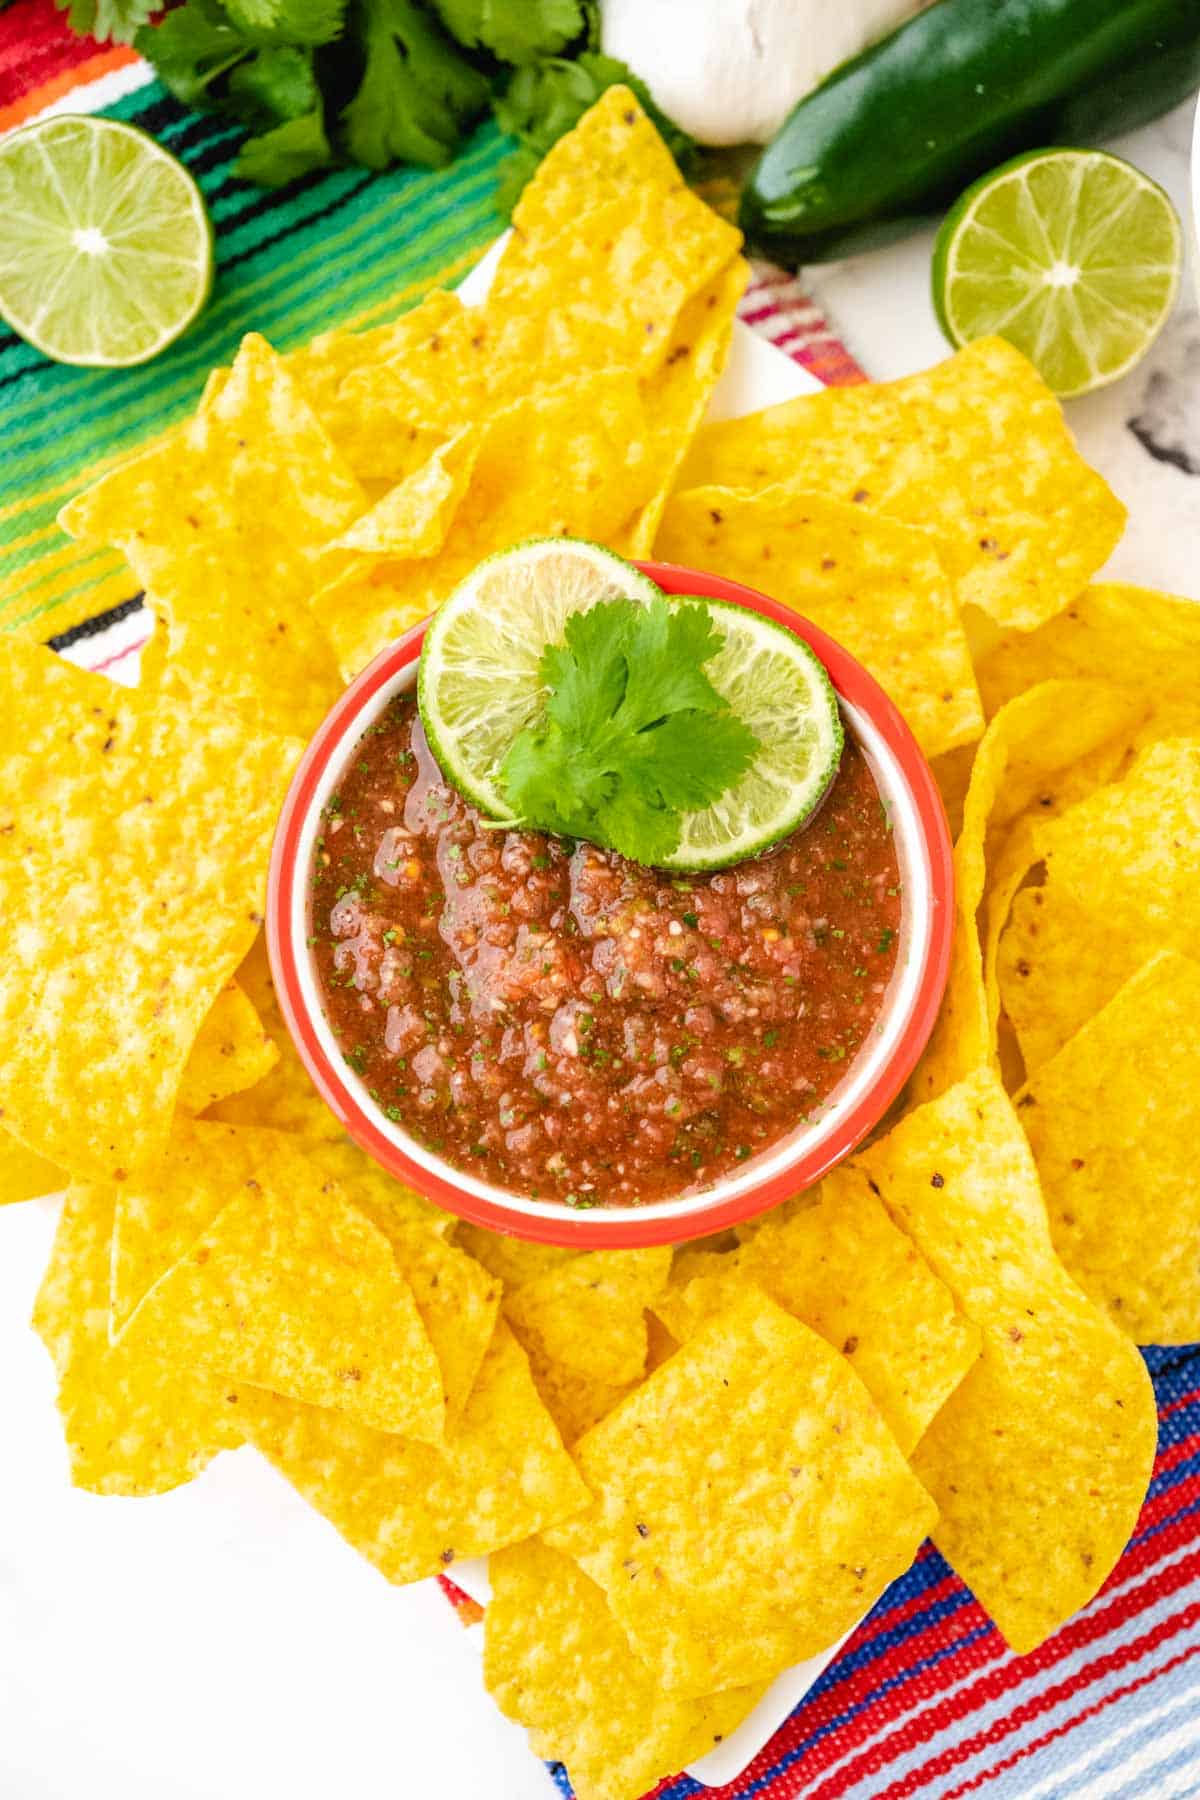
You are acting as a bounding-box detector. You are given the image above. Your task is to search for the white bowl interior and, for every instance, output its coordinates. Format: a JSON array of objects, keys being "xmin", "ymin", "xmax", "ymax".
[{"xmin": 290, "ymin": 655, "xmax": 934, "ymax": 1233}]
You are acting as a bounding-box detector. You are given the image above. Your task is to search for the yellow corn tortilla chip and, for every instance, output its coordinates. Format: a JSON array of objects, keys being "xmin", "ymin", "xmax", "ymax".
[
  {"xmin": 676, "ymin": 336, "xmax": 1125, "ymax": 631},
  {"xmin": 0, "ymin": 636, "xmax": 299, "ymax": 1182},
  {"xmin": 115, "ymin": 1126, "xmax": 444, "ymax": 1440},
  {"xmin": 1, "ymin": 975, "xmax": 273, "ymax": 1205},
  {"xmin": 1016, "ymin": 950, "xmax": 1200, "ymax": 1346},
  {"xmin": 503, "ymin": 1247, "xmax": 672, "ymax": 1389},
  {"xmin": 175, "ymin": 977, "xmax": 278, "ymax": 1114},
  {"xmin": 313, "ymin": 370, "xmax": 659, "ymax": 678},
  {"xmin": 912, "ymin": 680, "xmax": 1145, "ymax": 1104},
  {"xmin": 327, "ymin": 425, "xmax": 483, "ymax": 558},
  {"xmin": 32, "ymin": 1184, "xmax": 240, "ymax": 1495},
  {"xmin": 60, "ymin": 333, "xmax": 363, "ymax": 738},
  {"xmin": 858, "ymin": 1068, "xmax": 1157, "ymax": 1654},
  {"xmin": 611, "ymin": 256, "xmax": 748, "ymax": 558},
  {"xmin": 332, "ymin": 301, "xmax": 507, "ymax": 486},
  {"xmin": 110, "ymin": 1120, "xmax": 486, "ymax": 1424},
  {"xmin": 485, "ymin": 1539, "xmax": 764, "ymax": 1800},
  {"xmin": 511, "ymin": 85, "xmax": 688, "ymax": 243},
  {"xmin": 998, "ymin": 739, "xmax": 1200, "ymax": 1074},
  {"xmin": 237, "ymin": 1322, "xmax": 588, "ymax": 1583},
  {"xmin": 978, "ymin": 582, "xmax": 1200, "ymax": 719},
  {"xmin": 501, "ymin": 1247, "xmax": 670, "ymax": 1443},
  {"xmin": 0, "ymin": 1129, "xmax": 62, "ymax": 1206},
  {"xmin": 309, "ymin": 1138, "xmax": 498, "ymax": 1425},
  {"xmin": 285, "ymin": 288, "xmax": 463, "ymax": 438},
  {"xmin": 653, "ymin": 1165, "xmax": 980, "ymax": 1454},
  {"xmin": 655, "ymin": 482, "xmax": 983, "ymax": 759},
  {"xmin": 204, "ymin": 933, "xmax": 342, "ymax": 1141},
  {"xmin": 544, "ymin": 1285, "xmax": 936, "ymax": 1695},
  {"xmin": 489, "ymin": 182, "xmax": 742, "ymax": 378},
  {"xmin": 453, "ymin": 1221, "xmax": 577, "ymax": 1290}
]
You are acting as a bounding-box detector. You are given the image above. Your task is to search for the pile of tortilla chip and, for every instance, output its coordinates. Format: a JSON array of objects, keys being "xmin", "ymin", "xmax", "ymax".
[{"xmin": 1, "ymin": 82, "xmax": 1192, "ymax": 1800}]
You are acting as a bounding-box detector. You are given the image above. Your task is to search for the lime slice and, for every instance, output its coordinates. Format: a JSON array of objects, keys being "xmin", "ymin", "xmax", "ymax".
[
  {"xmin": 418, "ymin": 538, "xmax": 663, "ymax": 815},
  {"xmin": 932, "ymin": 148, "xmax": 1181, "ymax": 398},
  {"xmin": 666, "ymin": 598, "xmax": 843, "ymax": 870},
  {"xmin": 0, "ymin": 115, "xmax": 213, "ymax": 369},
  {"xmin": 418, "ymin": 537, "xmax": 844, "ymax": 872}
]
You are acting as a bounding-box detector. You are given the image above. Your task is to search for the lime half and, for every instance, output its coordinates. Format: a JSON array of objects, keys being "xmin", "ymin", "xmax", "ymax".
[
  {"xmin": 933, "ymin": 148, "xmax": 1182, "ymax": 398},
  {"xmin": 0, "ymin": 115, "xmax": 213, "ymax": 368},
  {"xmin": 667, "ymin": 598, "xmax": 843, "ymax": 870},
  {"xmin": 418, "ymin": 538, "xmax": 844, "ymax": 871}
]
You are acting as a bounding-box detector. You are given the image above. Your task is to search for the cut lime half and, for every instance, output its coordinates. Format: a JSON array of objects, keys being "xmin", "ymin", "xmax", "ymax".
[
  {"xmin": 667, "ymin": 598, "xmax": 843, "ymax": 870},
  {"xmin": 418, "ymin": 539, "xmax": 664, "ymax": 816},
  {"xmin": 418, "ymin": 538, "xmax": 844, "ymax": 871},
  {"xmin": 933, "ymin": 148, "xmax": 1182, "ymax": 398},
  {"xmin": 0, "ymin": 115, "xmax": 213, "ymax": 369}
]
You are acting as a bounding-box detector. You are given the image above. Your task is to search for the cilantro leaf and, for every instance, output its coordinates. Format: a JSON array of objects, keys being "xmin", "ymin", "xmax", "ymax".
[
  {"xmin": 431, "ymin": 0, "xmax": 586, "ymax": 66},
  {"xmin": 501, "ymin": 597, "xmax": 759, "ymax": 867},
  {"xmin": 222, "ymin": 0, "xmax": 345, "ymax": 44},
  {"xmin": 493, "ymin": 49, "xmax": 694, "ymax": 216},
  {"xmin": 339, "ymin": 0, "xmax": 490, "ymax": 170},
  {"xmin": 236, "ymin": 109, "xmax": 335, "ymax": 184},
  {"xmin": 56, "ymin": 0, "xmax": 157, "ymax": 47}
]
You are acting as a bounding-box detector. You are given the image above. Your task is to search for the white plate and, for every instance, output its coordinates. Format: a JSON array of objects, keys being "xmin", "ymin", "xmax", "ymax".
[{"xmin": 454, "ymin": 239, "xmax": 861, "ymax": 1791}]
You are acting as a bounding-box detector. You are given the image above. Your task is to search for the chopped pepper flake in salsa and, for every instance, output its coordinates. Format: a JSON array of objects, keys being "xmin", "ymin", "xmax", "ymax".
[{"xmin": 309, "ymin": 693, "xmax": 901, "ymax": 1207}]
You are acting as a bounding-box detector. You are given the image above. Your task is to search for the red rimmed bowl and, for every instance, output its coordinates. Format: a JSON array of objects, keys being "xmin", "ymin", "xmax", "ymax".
[{"xmin": 268, "ymin": 562, "xmax": 953, "ymax": 1247}]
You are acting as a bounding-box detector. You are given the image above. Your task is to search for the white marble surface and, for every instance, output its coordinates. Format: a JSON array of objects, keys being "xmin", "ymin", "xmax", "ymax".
[
  {"xmin": 1, "ymin": 97, "xmax": 1198, "ymax": 1800},
  {"xmin": 805, "ymin": 100, "xmax": 1200, "ymax": 603}
]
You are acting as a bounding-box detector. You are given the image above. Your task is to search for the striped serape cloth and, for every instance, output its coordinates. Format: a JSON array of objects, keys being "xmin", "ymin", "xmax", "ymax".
[{"xmin": 3, "ymin": 7, "xmax": 1199, "ymax": 1797}]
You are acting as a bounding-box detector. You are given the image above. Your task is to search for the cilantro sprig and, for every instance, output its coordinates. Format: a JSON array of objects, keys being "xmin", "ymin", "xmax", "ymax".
[
  {"xmin": 61, "ymin": 0, "xmax": 693, "ymax": 195},
  {"xmin": 500, "ymin": 597, "xmax": 760, "ymax": 868}
]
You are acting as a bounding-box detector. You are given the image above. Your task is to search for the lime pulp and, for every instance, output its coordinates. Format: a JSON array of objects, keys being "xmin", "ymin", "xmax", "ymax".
[
  {"xmin": 0, "ymin": 115, "xmax": 213, "ymax": 369},
  {"xmin": 932, "ymin": 148, "xmax": 1182, "ymax": 398}
]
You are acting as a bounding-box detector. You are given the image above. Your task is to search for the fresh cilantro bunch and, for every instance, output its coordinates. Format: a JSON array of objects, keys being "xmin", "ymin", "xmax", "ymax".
[
  {"xmin": 59, "ymin": 0, "xmax": 693, "ymax": 194},
  {"xmin": 501, "ymin": 597, "xmax": 760, "ymax": 868}
]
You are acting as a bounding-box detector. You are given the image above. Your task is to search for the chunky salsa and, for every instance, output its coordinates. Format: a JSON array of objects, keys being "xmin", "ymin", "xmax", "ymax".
[{"xmin": 309, "ymin": 693, "xmax": 901, "ymax": 1207}]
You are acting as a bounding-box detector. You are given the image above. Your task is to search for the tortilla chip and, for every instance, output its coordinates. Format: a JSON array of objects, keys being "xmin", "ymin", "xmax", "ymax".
[
  {"xmin": 544, "ymin": 1286, "xmax": 935, "ymax": 1694},
  {"xmin": 285, "ymin": 288, "xmax": 463, "ymax": 451},
  {"xmin": 204, "ymin": 934, "xmax": 342, "ymax": 1141},
  {"xmin": 998, "ymin": 739, "xmax": 1200, "ymax": 1073},
  {"xmin": 0, "ymin": 637, "xmax": 299, "ymax": 1182},
  {"xmin": 328, "ymin": 426, "xmax": 483, "ymax": 558},
  {"xmin": 655, "ymin": 482, "xmax": 982, "ymax": 759},
  {"xmin": 676, "ymin": 337, "xmax": 1125, "ymax": 631},
  {"xmin": 489, "ymin": 182, "xmax": 742, "ymax": 378},
  {"xmin": 859, "ymin": 1068, "xmax": 1157, "ymax": 1653},
  {"xmin": 912, "ymin": 680, "xmax": 1145, "ymax": 1104},
  {"xmin": 511, "ymin": 85, "xmax": 688, "ymax": 243},
  {"xmin": 653, "ymin": 1165, "xmax": 980, "ymax": 1454},
  {"xmin": 503, "ymin": 1247, "xmax": 672, "ymax": 1389},
  {"xmin": 0, "ymin": 1129, "xmax": 61, "ymax": 1206},
  {"xmin": 60, "ymin": 333, "xmax": 362, "ymax": 738},
  {"xmin": 175, "ymin": 977, "xmax": 278, "ymax": 1114},
  {"xmin": 309, "ymin": 1138, "xmax": 499, "ymax": 1425},
  {"xmin": 978, "ymin": 582, "xmax": 1200, "ymax": 719},
  {"xmin": 32, "ymin": 1184, "xmax": 240, "ymax": 1495},
  {"xmin": 115, "ymin": 1125, "xmax": 444, "ymax": 1440},
  {"xmin": 313, "ymin": 370, "xmax": 658, "ymax": 677},
  {"xmin": 453, "ymin": 1222, "xmax": 577, "ymax": 1290},
  {"xmin": 1017, "ymin": 950, "xmax": 1200, "ymax": 1345},
  {"xmin": 238, "ymin": 1322, "xmax": 588, "ymax": 1583},
  {"xmin": 611, "ymin": 256, "xmax": 748, "ymax": 557},
  {"xmin": 485, "ymin": 1538, "xmax": 764, "ymax": 1800},
  {"xmin": 500, "ymin": 1247, "xmax": 670, "ymax": 1443},
  {"xmin": 332, "ymin": 302, "xmax": 508, "ymax": 486}
]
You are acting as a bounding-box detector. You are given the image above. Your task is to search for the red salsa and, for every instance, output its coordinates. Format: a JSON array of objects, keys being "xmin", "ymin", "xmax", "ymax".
[{"xmin": 309, "ymin": 693, "xmax": 901, "ymax": 1207}]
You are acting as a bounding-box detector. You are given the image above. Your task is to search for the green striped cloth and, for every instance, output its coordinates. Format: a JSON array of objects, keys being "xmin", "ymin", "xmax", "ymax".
[{"xmin": 0, "ymin": 79, "xmax": 509, "ymax": 643}]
